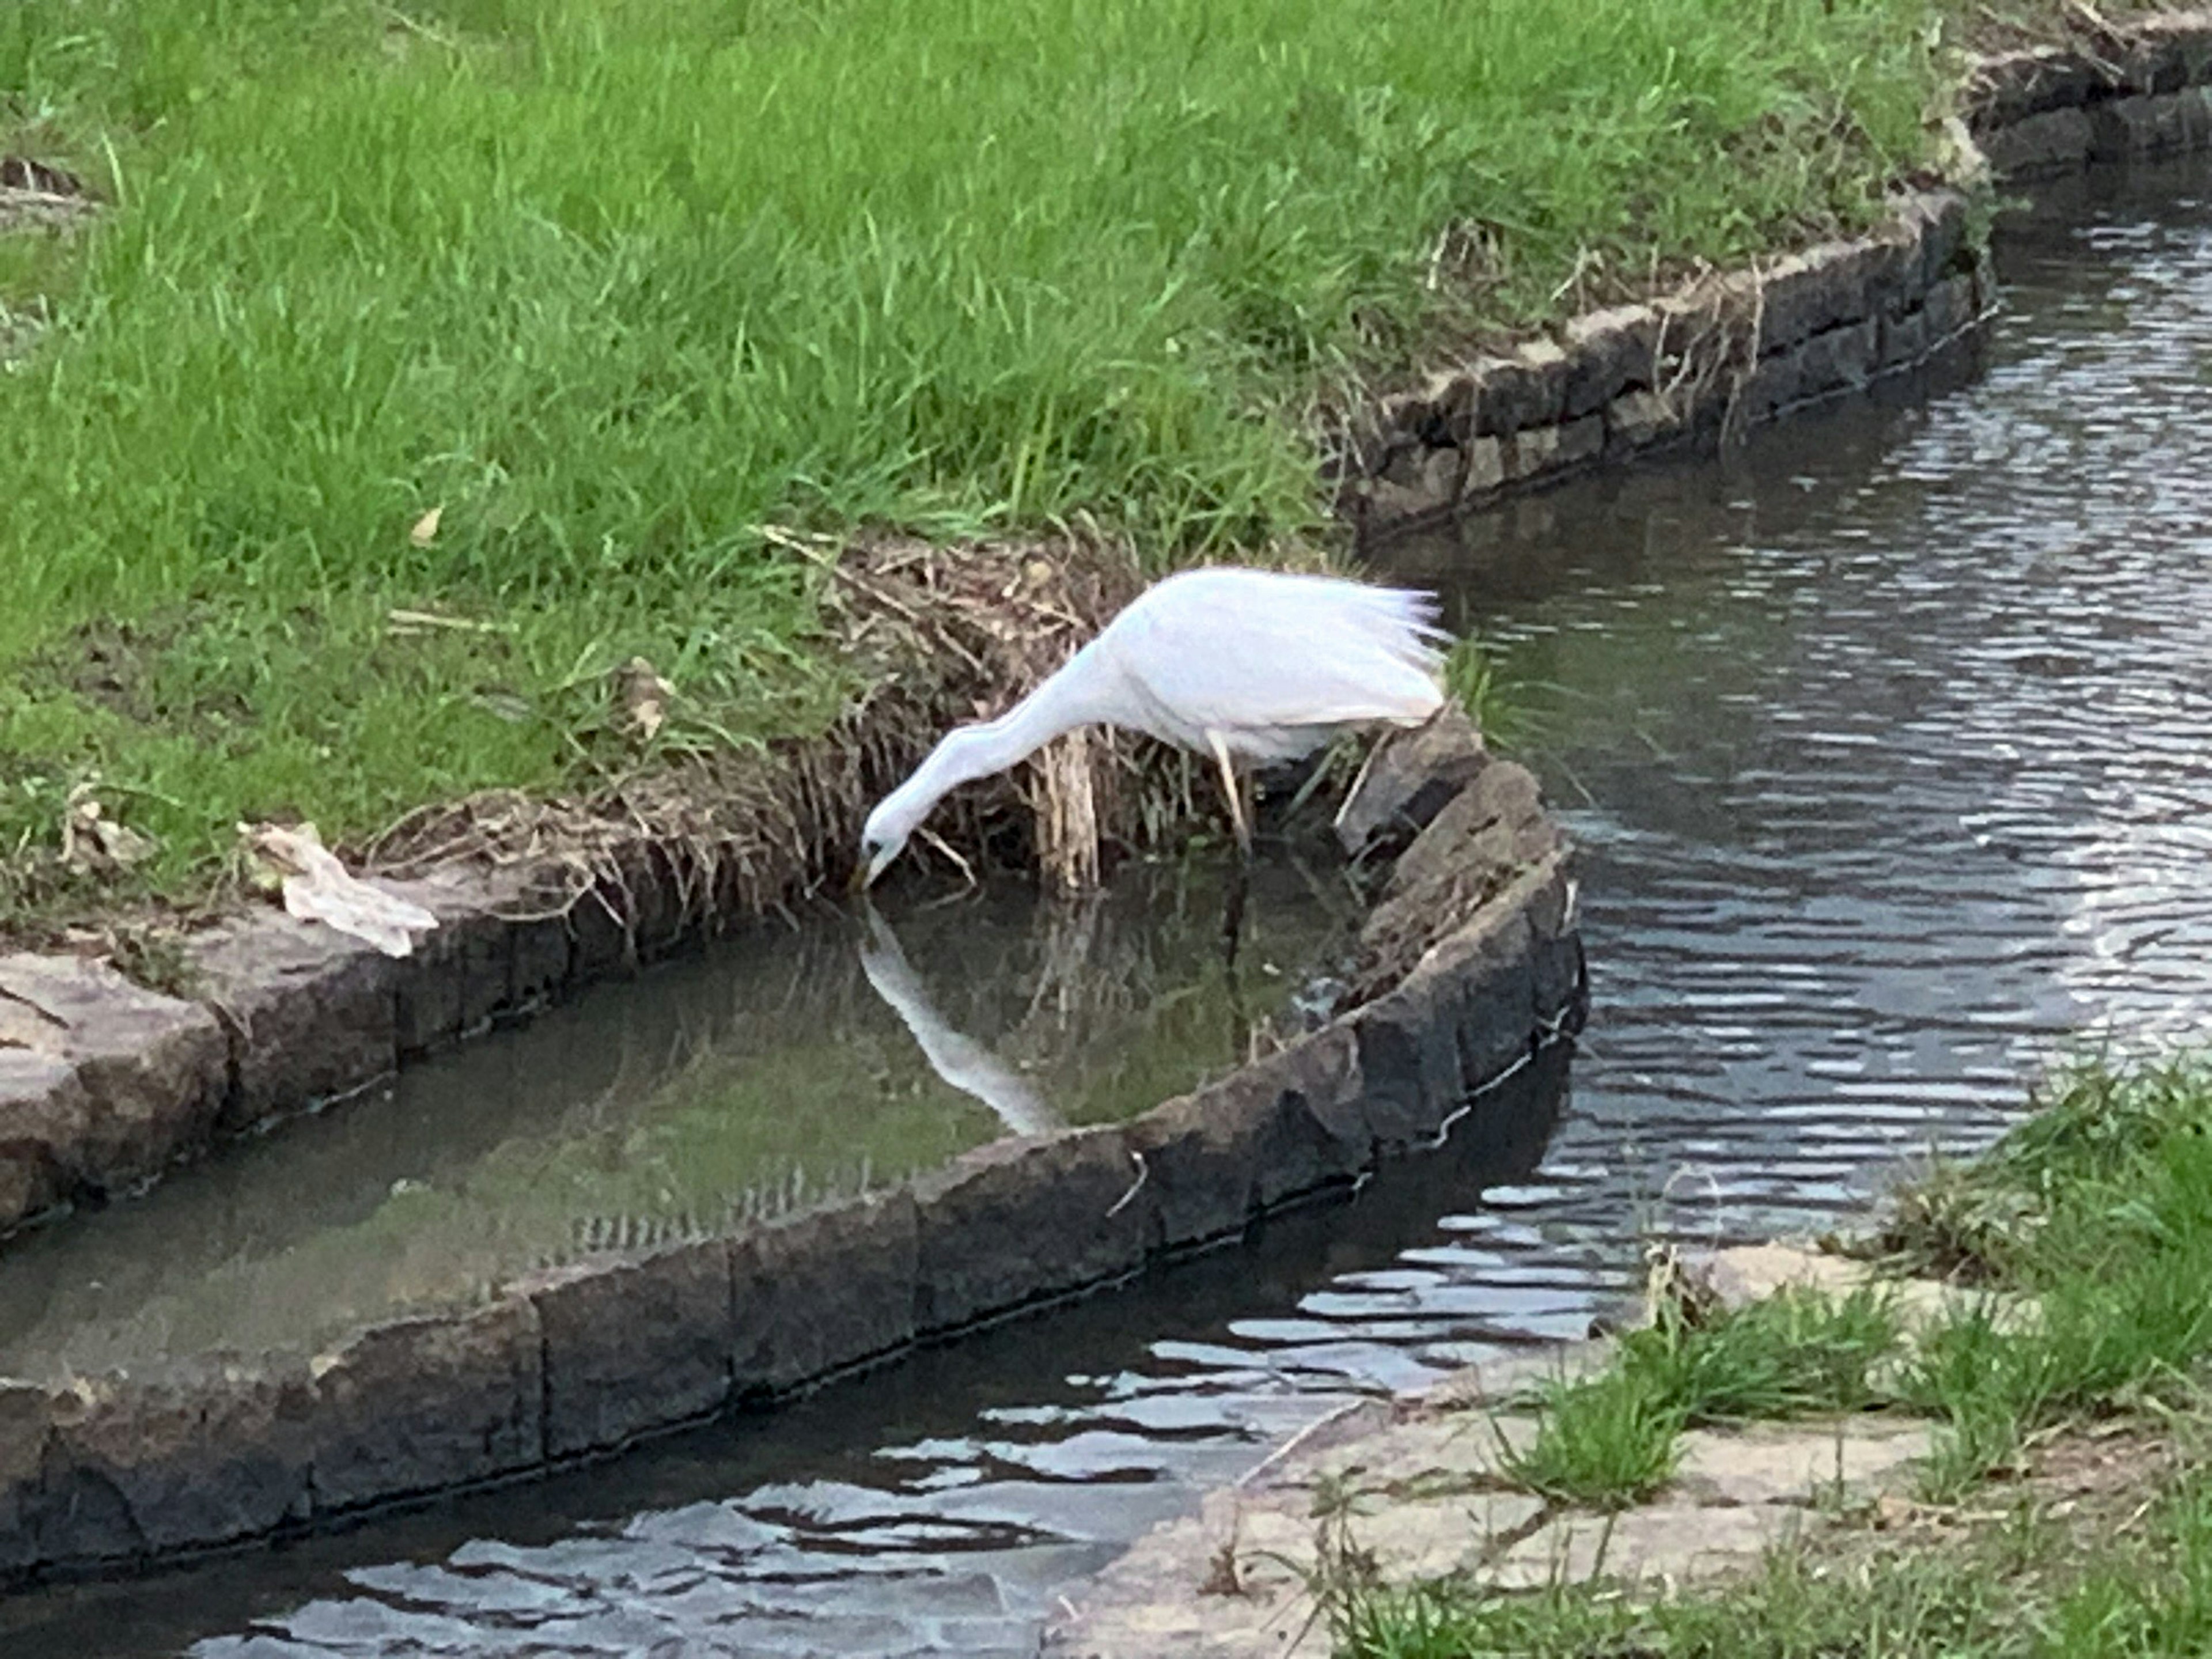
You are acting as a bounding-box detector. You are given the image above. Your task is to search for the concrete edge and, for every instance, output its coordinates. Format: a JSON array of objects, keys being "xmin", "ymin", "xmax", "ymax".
[
  {"xmin": 1041, "ymin": 1252, "xmax": 1980, "ymax": 1655},
  {"xmin": 1333, "ymin": 14, "xmax": 2212, "ymax": 539}
]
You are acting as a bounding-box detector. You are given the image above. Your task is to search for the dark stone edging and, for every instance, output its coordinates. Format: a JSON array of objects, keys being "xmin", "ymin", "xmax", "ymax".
[
  {"xmin": 1333, "ymin": 12, "xmax": 2212, "ymax": 538},
  {"xmin": 0, "ymin": 734, "xmax": 1586, "ymax": 1582},
  {"xmin": 3, "ymin": 861, "xmax": 618, "ymax": 1238}
]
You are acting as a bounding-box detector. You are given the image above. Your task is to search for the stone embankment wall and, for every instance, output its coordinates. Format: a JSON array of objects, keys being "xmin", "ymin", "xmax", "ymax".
[
  {"xmin": 1333, "ymin": 12, "xmax": 2212, "ymax": 538},
  {"xmin": 0, "ymin": 719, "xmax": 1585, "ymax": 1581},
  {"xmin": 3, "ymin": 862, "xmax": 635, "ymax": 1238}
]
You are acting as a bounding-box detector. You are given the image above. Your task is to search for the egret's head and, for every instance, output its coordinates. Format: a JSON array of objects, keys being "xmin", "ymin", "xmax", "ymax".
[{"xmin": 854, "ymin": 794, "xmax": 920, "ymax": 891}]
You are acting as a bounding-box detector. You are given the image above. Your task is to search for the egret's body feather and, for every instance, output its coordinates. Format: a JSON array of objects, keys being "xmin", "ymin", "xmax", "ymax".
[{"xmin": 1092, "ymin": 567, "xmax": 1446, "ymax": 759}]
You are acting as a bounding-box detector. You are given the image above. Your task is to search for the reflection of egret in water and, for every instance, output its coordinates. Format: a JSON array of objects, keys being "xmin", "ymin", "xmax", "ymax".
[{"xmin": 858, "ymin": 901, "xmax": 1067, "ymax": 1137}]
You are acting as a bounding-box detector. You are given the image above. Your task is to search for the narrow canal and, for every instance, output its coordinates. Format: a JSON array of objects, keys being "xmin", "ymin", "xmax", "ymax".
[{"xmin": 5, "ymin": 153, "xmax": 2211, "ymax": 1656}]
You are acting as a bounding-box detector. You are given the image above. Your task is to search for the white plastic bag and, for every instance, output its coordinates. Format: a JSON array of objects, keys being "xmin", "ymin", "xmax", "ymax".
[{"xmin": 242, "ymin": 823, "xmax": 439, "ymax": 958}]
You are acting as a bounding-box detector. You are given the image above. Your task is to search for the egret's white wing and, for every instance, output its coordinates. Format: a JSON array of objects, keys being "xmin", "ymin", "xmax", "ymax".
[{"xmin": 1102, "ymin": 568, "xmax": 1445, "ymax": 749}]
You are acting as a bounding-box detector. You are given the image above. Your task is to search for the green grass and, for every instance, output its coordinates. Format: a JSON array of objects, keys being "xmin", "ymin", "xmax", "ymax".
[
  {"xmin": 1877, "ymin": 1054, "xmax": 2212, "ymax": 1281},
  {"xmin": 0, "ymin": 0, "xmax": 1965, "ymax": 919},
  {"xmin": 1340, "ymin": 1050, "xmax": 2212, "ymax": 1655},
  {"xmin": 1638, "ymin": 1283, "xmax": 1903, "ymax": 1423},
  {"xmin": 1332, "ymin": 1475, "xmax": 2212, "ymax": 1658},
  {"xmin": 1506, "ymin": 1283, "xmax": 1903, "ymax": 1508},
  {"xmin": 1334, "ymin": 1536, "xmax": 2029, "ymax": 1657},
  {"xmin": 1441, "ymin": 638, "xmax": 1536, "ymax": 753},
  {"xmin": 1504, "ymin": 1362, "xmax": 1686, "ymax": 1509},
  {"xmin": 1882, "ymin": 1055, "xmax": 2212, "ymax": 1496}
]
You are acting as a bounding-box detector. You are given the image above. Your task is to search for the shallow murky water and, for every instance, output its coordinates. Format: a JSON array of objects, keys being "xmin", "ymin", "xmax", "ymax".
[
  {"xmin": 0, "ymin": 858, "xmax": 1353, "ymax": 1378},
  {"xmin": 8, "ymin": 154, "xmax": 2212, "ymax": 1654}
]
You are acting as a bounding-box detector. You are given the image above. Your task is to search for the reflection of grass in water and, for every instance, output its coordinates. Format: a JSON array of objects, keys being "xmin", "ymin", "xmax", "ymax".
[
  {"xmin": 211, "ymin": 953, "xmax": 1270, "ymax": 1345},
  {"xmin": 403, "ymin": 868, "xmax": 1333, "ymax": 1281},
  {"xmin": 527, "ymin": 1035, "xmax": 997, "ymax": 1240},
  {"xmin": 17, "ymin": 1037, "xmax": 1003, "ymax": 1367},
  {"xmin": 393, "ymin": 1033, "xmax": 997, "ymax": 1266},
  {"xmin": 991, "ymin": 860, "xmax": 1355, "ymax": 1122},
  {"xmin": 1026, "ymin": 960, "xmax": 1287, "ymax": 1125}
]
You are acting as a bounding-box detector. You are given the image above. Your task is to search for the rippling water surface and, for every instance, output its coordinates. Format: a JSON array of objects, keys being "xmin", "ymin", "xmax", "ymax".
[{"xmin": 8, "ymin": 156, "xmax": 2212, "ymax": 1657}]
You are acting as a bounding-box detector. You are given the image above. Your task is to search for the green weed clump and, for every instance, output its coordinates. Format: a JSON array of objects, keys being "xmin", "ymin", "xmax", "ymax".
[
  {"xmin": 0, "ymin": 0, "xmax": 1952, "ymax": 915},
  {"xmin": 1885, "ymin": 1054, "xmax": 2212, "ymax": 1497},
  {"xmin": 1506, "ymin": 1284, "xmax": 1903, "ymax": 1508},
  {"xmin": 1441, "ymin": 638, "xmax": 1540, "ymax": 754},
  {"xmin": 1332, "ymin": 1491, "xmax": 2212, "ymax": 1658},
  {"xmin": 1634, "ymin": 1282, "xmax": 1902, "ymax": 1425},
  {"xmin": 1503, "ymin": 1362, "xmax": 1685, "ymax": 1509},
  {"xmin": 1879, "ymin": 1054, "xmax": 2212, "ymax": 1281}
]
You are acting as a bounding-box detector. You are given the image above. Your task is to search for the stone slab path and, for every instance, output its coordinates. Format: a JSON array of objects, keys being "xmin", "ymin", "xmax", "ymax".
[{"xmin": 1044, "ymin": 1247, "xmax": 1942, "ymax": 1658}]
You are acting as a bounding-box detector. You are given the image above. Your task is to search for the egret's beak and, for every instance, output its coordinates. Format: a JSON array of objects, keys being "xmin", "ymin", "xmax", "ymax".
[{"xmin": 847, "ymin": 860, "xmax": 872, "ymax": 897}]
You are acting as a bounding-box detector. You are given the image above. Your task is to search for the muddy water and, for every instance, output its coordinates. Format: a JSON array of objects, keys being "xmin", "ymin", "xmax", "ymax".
[{"xmin": 8, "ymin": 154, "xmax": 2212, "ymax": 1654}]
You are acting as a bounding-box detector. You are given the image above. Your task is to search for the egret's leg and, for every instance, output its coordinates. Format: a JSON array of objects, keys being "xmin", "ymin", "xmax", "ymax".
[
  {"xmin": 1206, "ymin": 730, "xmax": 1252, "ymax": 858},
  {"xmin": 1332, "ymin": 733, "xmax": 1387, "ymax": 840},
  {"xmin": 1205, "ymin": 732, "xmax": 1252, "ymax": 969},
  {"xmin": 1220, "ymin": 854, "xmax": 1248, "ymax": 968}
]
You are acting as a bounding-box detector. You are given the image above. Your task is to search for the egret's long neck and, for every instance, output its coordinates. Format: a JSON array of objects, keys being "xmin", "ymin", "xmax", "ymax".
[{"xmin": 890, "ymin": 645, "xmax": 1107, "ymax": 822}]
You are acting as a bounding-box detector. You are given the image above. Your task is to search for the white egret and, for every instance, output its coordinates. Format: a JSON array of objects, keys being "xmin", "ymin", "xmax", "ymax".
[{"xmin": 855, "ymin": 565, "xmax": 1449, "ymax": 888}]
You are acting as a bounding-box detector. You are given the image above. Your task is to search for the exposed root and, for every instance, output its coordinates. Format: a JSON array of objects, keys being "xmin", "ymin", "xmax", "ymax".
[{"xmin": 1025, "ymin": 727, "xmax": 1103, "ymax": 893}]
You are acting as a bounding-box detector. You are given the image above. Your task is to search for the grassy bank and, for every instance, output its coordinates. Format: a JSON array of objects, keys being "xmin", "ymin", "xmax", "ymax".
[
  {"xmin": 0, "ymin": 0, "xmax": 2130, "ymax": 926},
  {"xmin": 1330, "ymin": 1049, "xmax": 2212, "ymax": 1657},
  {"xmin": 1339, "ymin": 1453, "xmax": 2212, "ymax": 1658}
]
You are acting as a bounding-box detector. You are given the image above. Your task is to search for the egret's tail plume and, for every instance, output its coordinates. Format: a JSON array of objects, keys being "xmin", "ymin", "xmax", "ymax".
[{"xmin": 1361, "ymin": 585, "xmax": 1452, "ymax": 668}]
